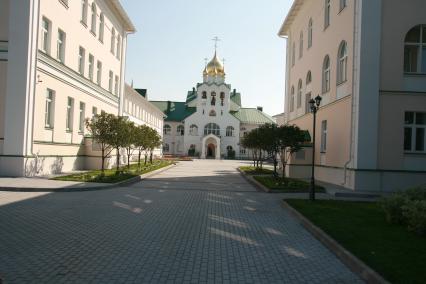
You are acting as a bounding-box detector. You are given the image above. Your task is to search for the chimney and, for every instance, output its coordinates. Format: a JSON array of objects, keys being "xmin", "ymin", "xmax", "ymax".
[
  {"xmin": 233, "ymin": 89, "xmax": 236, "ymax": 95},
  {"xmin": 257, "ymin": 106, "xmax": 263, "ymax": 112},
  {"xmin": 167, "ymin": 101, "xmax": 171, "ymax": 113}
]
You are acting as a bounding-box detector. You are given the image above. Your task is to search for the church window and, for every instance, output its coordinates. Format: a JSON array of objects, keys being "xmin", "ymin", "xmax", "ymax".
[
  {"xmin": 290, "ymin": 86, "xmax": 295, "ymax": 112},
  {"xmin": 209, "ymin": 110, "xmax": 216, "ymax": 117},
  {"xmin": 226, "ymin": 126, "xmax": 235, "ymax": 137},
  {"xmin": 220, "ymin": 92, "xmax": 225, "ymax": 106},
  {"xmin": 163, "ymin": 124, "xmax": 171, "ymax": 135},
  {"xmin": 211, "ymin": 92, "xmax": 216, "ymax": 106},
  {"xmin": 189, "ymin": 124, "xmax": 198, "ymax": 136},
  {"xmin": 202, "ymin": 91, "xmax": 207, "ymax": 99},
  {"xmin": 204, "ymin": 123, "xmax": 220, "ymax": 136},
  {"xmin": 177, "ymin": 125, "xmax": 184, "ymax": 136}
]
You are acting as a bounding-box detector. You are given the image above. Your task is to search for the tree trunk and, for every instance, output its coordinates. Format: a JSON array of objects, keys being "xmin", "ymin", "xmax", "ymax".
[
  {"xmin": 150, "ymin": 152, "xmax": 153, "ymax": 164},
  {"xmin": 116, "ymin": 148, "xmax": 120, "ymax": 173},
  {"xmin": 101, "ymin": 147, "xmax": 105, "ymax": 176},
  {"xmin": 138, "ymin": 150, "xmax": 141, "ymax": 171},
  {"xmin": 144, "ymin": 154, "xmax": 147, "ymax": 165},
  {"xmin": 127, "ymin": 148, "xmax": 131, "ymax": 170}
]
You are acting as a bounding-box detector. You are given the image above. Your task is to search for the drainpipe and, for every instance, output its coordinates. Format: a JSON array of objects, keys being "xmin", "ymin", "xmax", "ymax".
[{"xmin": 343, "ymin": 0, "xmax": 359, "ymax": 186}]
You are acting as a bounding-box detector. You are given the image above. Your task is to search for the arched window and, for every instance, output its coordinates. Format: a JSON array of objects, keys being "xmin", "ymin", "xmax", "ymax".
[
  {"xmin": 99, "ymin": 13, "xmax": 104, "ymax": 42},
  {"xmin": 163, "ymin": 124, "xmax": 171, "ymax": 135},
  {"xmin": 189, "ymin": 124, "xmax": 198, "ymax": 136},
  {"xmin": 209, "ymin": 110, "xmax": 216, "ymax": 117},
  {"xmin": 204, "ymin": 123, "xmax": 220, "ymax": 136},
  {"xmin": 299, "ymin": 31, "xmax": 304, "ymax": 58},
  {"xmin": 404, "ymin": 25, "xmax": 426, "ymax": 73},
  {"xmin": 292, "ymin": 42, "xmax": 296, "ymax": 66},
  {"xmin": 111, "ymin": 28, "xmax": 115, "ymax": 54},
  {"xmin": 226, "ymin": 126, "xmax": 235, "ymax": 137},
  {"xmin": 337, "ymin": 41, "xmax": 348, "ymax": 84},
  {"xmin": 163, "ymin": 143, "xmax": 170, "ymax": 152},
  {"xmin": 81, "ymin": 0, "xmax": 88, "ymax": 24},
  {"xmin": 306, "ymin": 71, "xmax": 312, "ymax": 85},
  {"xmin": 177, "ymin": 125, "xmax": 184, "ymax": 136},
  {"xmin": 211, "ymin": 92, "xmax": 216, "ymax": 105},
  {"xmin": 290, "ymin": 86, "xmax": 295, "ymax": 112},
  {"xmin": 202, "ymin": 91, "xmax": 207, "ymax": 99},
  {"xmin": 297, "ymin": 79, "xmax": 303, "ymax": 108},
  {"xmin": 220, "ymin": 92, "xmax": 225, "ymax": 106},
  {"xmin": 322, "ymin": 55, "xmax": 331, "ymax": 93},
  {"xmin": 116, "ymin": 35, "xmax": 121, "ymax": 60},
  {"xmin": 325, "ymin": 0, "xmax": 331, "ymax": 28},
  {"xmin": 308, "ymin": 18, "xmax": 313, "ymax": 48},
  {"xmin": 90, "ymin": 3, "xmax": 97, "ymax": 34}
]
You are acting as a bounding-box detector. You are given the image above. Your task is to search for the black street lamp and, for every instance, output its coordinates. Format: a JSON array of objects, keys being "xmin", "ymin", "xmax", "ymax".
[{"xmin": 309, "ymin": 95, "xmax": 322, "ymax": 201}]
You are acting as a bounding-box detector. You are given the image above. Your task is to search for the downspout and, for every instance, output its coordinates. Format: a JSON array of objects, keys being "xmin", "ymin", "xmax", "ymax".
[{"xmin": 343, "ymin": 0, "xmax": 359, "ymax": 186}]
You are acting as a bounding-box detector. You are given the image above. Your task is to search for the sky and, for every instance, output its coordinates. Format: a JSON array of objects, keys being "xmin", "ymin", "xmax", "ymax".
[{"xmin": 121, "ymin": 0, "xmax": 292, "ymax": 116}]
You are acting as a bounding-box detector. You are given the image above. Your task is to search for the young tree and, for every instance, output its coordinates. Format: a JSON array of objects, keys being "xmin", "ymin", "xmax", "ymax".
[
  {"xmin": 108, "ymin": 115, "xmax": 129, "ymax": 173},
  {"xmin": 134, "ymin": 125, "xmax": 150, "ymax": 171},
  {"xmin": 122, "ymin": 121, "xmax": 137, "ymax": 169},
  {"xmin": 259, "ymin": 123, "xmax": 281, "ymax": 176},
  {"xmin": 147, "ymin": 128, "xmax": 161, "ymax": 164},
  {"xmin": 278, "ymin": 124, "xmax": 307, "ymax": 178},
  {"xmin": 85, "ymin": 112, "xmax": 116, "ymax": 175}
]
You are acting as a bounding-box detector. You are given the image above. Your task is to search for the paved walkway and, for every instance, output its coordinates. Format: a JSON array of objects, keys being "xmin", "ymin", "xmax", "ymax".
[{"xmin": 0, "ymin": 160, "xmax": 362, "ymax": 283}]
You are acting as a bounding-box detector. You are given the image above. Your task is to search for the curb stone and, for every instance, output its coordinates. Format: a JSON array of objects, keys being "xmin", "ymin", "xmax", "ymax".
[
  {"xmin": 236, "ymin": 168, "xmax": 270, "ymax": 193},
  {"xmin": 0, "ymin": 163, "xmax": 177, "ymax": 193},
  {"xmin": 281, "ymin": 200, "xmax": 390, "ymax": 284}
]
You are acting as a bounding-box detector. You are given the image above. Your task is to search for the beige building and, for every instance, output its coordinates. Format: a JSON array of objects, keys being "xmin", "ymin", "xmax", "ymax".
[
  {"xmin": 279, "ymin": 0, "xmax": 426, "ymax": 192},
  {"xmin": 0, "ymin": 0, "xmax": 161, "ymax": 176}
]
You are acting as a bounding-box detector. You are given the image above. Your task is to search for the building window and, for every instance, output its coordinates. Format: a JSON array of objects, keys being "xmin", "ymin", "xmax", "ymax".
[
  {"xmin": 79, "ymin": 102, "xmax": 85, "ymax": 133},
  {"xmin": 163, "ymin": 124, "xmax": 171, "ymax": 135},
  {"xmin": 404, "ymin": 112, "xmax": 426, "ymax": 152},
  {"xmin": 292, "ymin": 42, "xmax": 296, "ymax": 66},
  {"xmin": 297, "ymin": 79, "xmax": 303, "ymax": 108},
  {"xmin": 337, "ymin": 41, "xmax": 348, "ymax": 84},
  {"xmin": 202, "ymin": 91, "xmax": 207, "ymax": 99},
  {"xmin": 220, "ymin": 92, "xmax": 225, "ymax": 106},
  {"xmin": 56, "ymin": 29, "xmax": 66, "ymax": 63},
  {"xmin": 108, "ymin": 71, "xmax": 113, "ymax": 92},
  {"xmin": 41, "ymin": 17, "xmax": 51, "ymax": 54},
  {"xmin": 322, "ymin": 55, "xmax": 331, "ymax": 93},
  {"xmin": 299, "ymin": 31, "xmax": 303, "ymax": 58},
  {"xmin": 92, "ymin": 106, "xmax": 97, "ymax": 118},
  {"xmin": 404, "ymin": 25, "xmax": 426, "ymax": 74},
  {"xmin": 325, "ymin": 0, "xmax": 331, "ymax": 29},
  {"xmin": 81, "ymin": 0, "xmax": 88, "ymax": 25},
  {"xmin": 209, "ymin": 110, "xmax": 216, "ymax": 117},
  {"xmin": 114, "ymin": 75, "xmax": 119, "ymax": 95},
  {"xmin": 305, "ymin": 93, "xmax": 312, "ymax": 114},
  {"xmin": 204, "ymin": 123, "xmax": 220, "ymax": 136},
  {"xmin": 111, "ymin": 28, "xmax": 116, "ymax": 54},
  {"xmin": 306, "ymin": 71, "xmax": 312, "ymax": 85},
  {"xmin": 96, "ymin": 61, "xmax": 102, "ymax": 85},
  {"xmin": 211, "ymin": 92, "xmax": 216, "ymax": 106},
  {"xmin": 90, "ymin": 3, "xmax": 97, "ymax": 35},
  {"xmin": 321, "ymin": 120, "xmax": 327, "ymax": 152},
  {"xmin": 226, "ymin": 126, "xmax": 235, "ymax": 137},
  {"xmin": 78, "ymin": 46, "xmax": 85, "ymax": 75},
  {"xmin": 116, "ymin": 35, "xmax": 121, "ymax": 60},
  {"xmin": 45, "ymin": 89, "xmax": 55, "ymax": 128},
  {"xmin": 308, "ymin": 18, "xmax": 313, "ymax": 48},
  {"xmin": 66, "ymin": 97, "xmax": 74, "ymax": 132},
  {"xmin": 163, "ymin": 143, "xmax": 170, "ymax": 152},
  {"xmin": 88, "ymin": 54, "xmax": 94, "ymax": 81},
  {"xmin": 99, "ymin": 13, "xmax": 104, "ymax": 42},
  {"xmin": 189, "ymin": 124, "xmax": 198, "ymax": 136},
  {"xmin": 340, "ymin": 0, "xmax": 347, "ymax": 11},
  {"xmin": 177, "ymin": 125, "xmax": 185, "ymax": 136},
  {"xmin": 290, "ymin": 86, "xmax": 295, "ymax": 112},
  {"xmin": 240, "ymin": 148, "xmax": 246, "ymax": 155}
]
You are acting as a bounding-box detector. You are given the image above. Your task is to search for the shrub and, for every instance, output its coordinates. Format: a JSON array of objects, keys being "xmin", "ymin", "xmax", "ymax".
[
  {"xmin": 227, "ymin": 149, "xmax": 236, "ymax": 159},
  {"xmin": 380, "ymin": 193, "xmax": 407, "ymax": 224},
  {"xmin": 402, "ymin": 200, "xmax": 426, "ymax": 236}
]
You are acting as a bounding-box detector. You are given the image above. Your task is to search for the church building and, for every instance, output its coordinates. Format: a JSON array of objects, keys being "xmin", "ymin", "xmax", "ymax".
[{"xmin": 150, "ymin": 51, "xmax": 275, "ymax": 159}]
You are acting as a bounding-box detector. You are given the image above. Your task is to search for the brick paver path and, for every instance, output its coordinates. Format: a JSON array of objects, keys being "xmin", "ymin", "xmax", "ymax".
[{"xmin": 0, "ymin": 160, "xmax": 362, "ymax": 283}]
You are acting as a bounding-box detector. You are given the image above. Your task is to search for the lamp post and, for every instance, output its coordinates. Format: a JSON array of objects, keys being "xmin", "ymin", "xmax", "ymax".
[{"xmin": 309, "ymin": 95, "xmax": 322, "ymax": 201}]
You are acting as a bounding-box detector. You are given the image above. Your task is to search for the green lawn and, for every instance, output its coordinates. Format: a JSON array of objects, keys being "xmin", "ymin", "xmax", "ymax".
[
  {"xmin": 286, "ymin": 199, "xmax": 426, "ymax": 284},
  {"xmin": 253, "ymin": 175, "xmax": 325, "ymax": 192},
  {"xmin": 239, "ymin": 166, "xmax": 274, "ymax": 175},
  {"xmin": 52, "ymin": 160, "xmax": 174, "ymax": 184}
]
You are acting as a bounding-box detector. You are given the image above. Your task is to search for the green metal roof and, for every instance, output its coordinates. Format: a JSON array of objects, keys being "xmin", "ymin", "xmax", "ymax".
[
  {"xmin": 185, "ymin": 89, "xmax": 197, "ymax": 104},
  {"xmin": 150, "ymin": 101, "xmax": 195, "ymax": 122},
  {"xmin": 231, "ymin": 108, "xmax": 275, "ymax": 124},
  {"xmin": 230, "ymin": 92, "xmax": 241, "ymax": 106}
]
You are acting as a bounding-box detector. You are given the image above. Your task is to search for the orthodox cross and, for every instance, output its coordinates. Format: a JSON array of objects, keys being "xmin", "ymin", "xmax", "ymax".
[
  {"xmin": 204, "ymin": 58, "xmax": 208, "ymax": 68},
  {"xmin": 222, "ymin": 58, "xmax": 226, "ymax": 68},
  {"xmin": 212, "ymin": 36, "xmax": 220, "ymax": 52}
]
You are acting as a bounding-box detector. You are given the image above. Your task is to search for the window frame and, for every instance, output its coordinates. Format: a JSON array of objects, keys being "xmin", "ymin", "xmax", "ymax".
[
  {"xmin": 189, "ymin": 124, "xmax": 198, "ymax": 136},
  {"xmin": 41, "ymin": 17, "xmax": 51, "ymax": 54},
  {"xmin": 297, "ymin": 79, "xmax": 303, "ymax": 109},
  {"xmin": 176, "ymin": 125, "xmax": 185, "ymax": 136},
  {"xmin": 99, "ymin": 13, "xmax": 105, "ymax": 43},
  {"xmin": 299, "ymin": 31, "xmax": 304, "ymax": 59},
  {"xmin": 81, "ymin": 0, "xmax": 88, "ymax": 26},
  {"xmin": 320, "ymin": 120, "xmax": 328, "ymax": 153},
  {"xmin": 204, "ymin": 123, "xmax": 220, "ymax": 136},
  {"xmin": 337, "ymin": 41, "xmax": 348, "ymax": 85},
  {"xmin": 163, "ymin": 124, "xmax": 171, "ymax": 135},
  {"xmin": 322, "ymin": 55, "xmax": 331, "ymax": 93},
  {"xmin": 308, "ymin": 18, "xmax": 313, "ymax": 48},
  {"xmin": 66, "ymin": 97, "xmax": 74, "ymax": 132},
  {"xmin": 404, "ymin": 111, "xmax": 426, "ymax": 153},
  {"xmin": 96, "ymin": 60, "xmax": 102, "ymax": 86},
  {"xmin": 45, "ymin": 89, "xmax": 55, "ymax": 129},
  {"xmin": 78, "ymin": 46, "xmax": 85, "ymax": 75},
  {"xmin": 290, "ymin": 86, "xmax": 295, "ymax": 112},
  {"xmin": 404, "ymin": 25, "xmax": 426, "ymax": 74},
  {"xmin": 79, "ymin": 102, "xmax": 85, "ymax": 133},
  {"xmin": 324, "ymin": 0, "xmax": 331, "ymax": 29},
  {"xmin": 57, "ymin": 29, "xmax": 66, "ymax": 63},
  {"xmin": 226, "ymin": 126, "xmax": 235, "ymax": 137},
  {"xmin": 88, "ymin": 54, "xmax": 94, "ymax": 81},
  {"xmin": 108, "ymin": 71, "xmax": 113, "ymax": 92},
  {"xmin": 90, "ymin": 3, "xmax": 97, "ymax": 35}
]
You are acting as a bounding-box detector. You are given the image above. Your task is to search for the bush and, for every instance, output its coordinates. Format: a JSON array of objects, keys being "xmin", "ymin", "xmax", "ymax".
[
  {"xmin": 402, "ymin": 200, "xmax": 426, "ymax": 236},
  {"xmin": 380, "ymin": 193, "xmax": 407, "ymax": 224},
  {"xmin": 227, "ymin": 149, "xmax": 236, "ymax": 159},
  {"xmin": 188, "ymin": 148, "xmax": 196, "ymax": 157},
  {"xmin": 380, "ymin": 185, "xmax": 426, "ymax": 236}
]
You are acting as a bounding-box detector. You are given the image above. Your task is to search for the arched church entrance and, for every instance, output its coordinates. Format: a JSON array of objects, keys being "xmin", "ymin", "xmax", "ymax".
[{"xmin": 207, "ymin": 143, "xmax": 215, "ymax": 158}]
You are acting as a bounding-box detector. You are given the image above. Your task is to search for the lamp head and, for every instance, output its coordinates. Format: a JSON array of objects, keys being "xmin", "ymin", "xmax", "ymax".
[{"xmin": 314, "ymin": 95, "xmax": 322, "ymax": 107}]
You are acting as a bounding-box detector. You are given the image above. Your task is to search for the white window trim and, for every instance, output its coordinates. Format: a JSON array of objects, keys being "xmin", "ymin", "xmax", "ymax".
[
  {"xmin": 45, "ymin": 89, "xmax": 55, "ymax": 128},
  {"xmin": 404, "ymin": 112, "xmax": 426, "ymax": 153}
]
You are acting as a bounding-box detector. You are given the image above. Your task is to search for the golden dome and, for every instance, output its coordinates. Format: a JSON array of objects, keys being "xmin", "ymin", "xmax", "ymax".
[{"xmin": 205, "ymin": 52, "xmax": 225, "ymax": 77}]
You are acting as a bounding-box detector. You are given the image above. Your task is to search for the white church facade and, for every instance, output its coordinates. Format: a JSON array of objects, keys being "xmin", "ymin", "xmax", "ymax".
[{"xmin": 151, "ymin": 51, "xmax": 275, "ymax": 159}]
